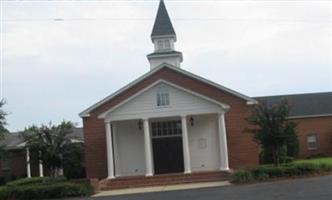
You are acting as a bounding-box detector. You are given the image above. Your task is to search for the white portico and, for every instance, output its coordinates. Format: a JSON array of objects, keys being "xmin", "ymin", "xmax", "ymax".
[{"xmin": 99, "ymin": 80, "xmax": 230, "ymax": 179}]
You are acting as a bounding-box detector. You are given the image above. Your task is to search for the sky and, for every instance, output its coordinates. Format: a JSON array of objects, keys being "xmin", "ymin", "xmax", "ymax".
[{"xmin": 1, "ymin": 0, "xmax": 331, "ymax": 131}]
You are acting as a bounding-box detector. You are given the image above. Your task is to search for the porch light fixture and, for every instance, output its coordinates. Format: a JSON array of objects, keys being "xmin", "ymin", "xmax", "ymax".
[
  {"xmin": 190, "ymin": 116, "xmax": 194, "ymax": 126},
  {"xmin": 138, "ymin": 120, "xmax": 143, "ymax": 130}
]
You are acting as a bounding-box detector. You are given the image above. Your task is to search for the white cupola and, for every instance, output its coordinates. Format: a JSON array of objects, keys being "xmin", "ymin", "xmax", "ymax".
[{"xmin": 147, "ymin": 0, "xmax": 183, "ymax": 70}]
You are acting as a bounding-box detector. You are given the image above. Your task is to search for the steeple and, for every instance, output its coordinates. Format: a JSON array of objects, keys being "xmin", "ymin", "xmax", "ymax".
[
  {"xmin": 147, "ymin": 0, "xmax": 183, "ymax": 70},
  {"xmin": 151, "ymin": 0, "xmax": 176, "ymax": 39}
]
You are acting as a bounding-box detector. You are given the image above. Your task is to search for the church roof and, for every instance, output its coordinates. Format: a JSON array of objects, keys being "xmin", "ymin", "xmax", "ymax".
[
  {"xmin": 0, "ymin": 127, "xmax": 84, "ymax": 150},
  {"xmin": 151, "ymin": 0, "xmax": 176, "ymax": 38},
  {"xmin": 254, "ymin": 92, "xmax": 332, "ymax": 118},
  {"xmin": 79, "ymin": 64, "xmax": 257, "ymax": 117}
]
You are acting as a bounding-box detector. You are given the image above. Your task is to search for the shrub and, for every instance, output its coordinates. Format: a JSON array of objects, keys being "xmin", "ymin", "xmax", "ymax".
[
  {"xmin": 0, "ymin": 186, "xmax": 12, "ymax": 200},
  {"xmin": 251, "ymin": 166, "xmax": 270, "ymax": 180},
  {"xmin": 292, "ymin": 163, "xmax": 319, "ymax": 174},
  {"xmin": 11, "ymin": 182, "xmax": 92, "ymax": 200},
  {"xmin": 231, "ymin": 169, "xmax": 254, "ymax": 184},
  {"xmin": 232, "ymin": 161, "xmax": 332, "ymax": 184},
  {"xmin": 306, "ymin": 153, "xmax": 327, "ymax": 159},
  {"xmin": 0, "ymin": 177, "xmax": 92, "ymax": 200},
  {"xmin": 6, "ymin": 176, "xmax": 66, "ymax": 187},
  {"xmin": 0, "ymin": 177, "xmax": 6, "ymax": 186},
  {"xmin": 281, "ymin": 156, "xmax": 294, "ymax": 164},
  {"xmin": 319, "ymin": 163, "xmax": 332, "ymax": 172},
  {"xmin": 265, "ymin": 166, "xmax": 286, "ymax": 177},
  {"xmin": 283, "ymin": 165, "xmax": 300, "ymax": 176}
]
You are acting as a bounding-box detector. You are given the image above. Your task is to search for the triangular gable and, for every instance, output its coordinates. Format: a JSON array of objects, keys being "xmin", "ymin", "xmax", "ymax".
[
  {"xmin": 79, "ymin": 63, "xmax": 257, "ymax": 117},
  {"xmin": 98, "ymin": 80, "xmax": 230, "ymax": 121}
]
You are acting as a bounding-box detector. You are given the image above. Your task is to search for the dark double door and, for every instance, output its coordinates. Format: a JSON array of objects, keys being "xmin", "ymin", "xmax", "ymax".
[{"xmin": 152, "ymin": 137, "xmax": 184, "ymax": 174}]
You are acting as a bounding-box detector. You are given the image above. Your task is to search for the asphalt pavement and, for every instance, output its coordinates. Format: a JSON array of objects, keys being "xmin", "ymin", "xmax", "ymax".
[{"xmin": 65, "ymin": 175, "xmax": 332, "ymax": 200}]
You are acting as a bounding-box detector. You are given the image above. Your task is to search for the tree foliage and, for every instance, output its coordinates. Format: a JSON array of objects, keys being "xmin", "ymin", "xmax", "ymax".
[
  {"xmin": 63, "ymin": 143, "xmax": 86, "ymax": 179},
  {"xmin": 245, "ymin": 99, "xmax": 299, "ymax": 166},
  {"xmin": 0, "ymin": 100, "xmax": 8, "ymax": 140},
  {"xmin": 0, "ymin": 100, "xmax": 8, "ymax": 159},
  {"xmin": 22, "ymin": 121, "xmax": 74, "ymax": 177}
]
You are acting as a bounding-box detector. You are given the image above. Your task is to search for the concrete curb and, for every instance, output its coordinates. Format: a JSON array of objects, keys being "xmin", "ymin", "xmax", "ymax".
[{"xmin": 92, "ymin": 181, "xmax": 231, "ymax": 197}]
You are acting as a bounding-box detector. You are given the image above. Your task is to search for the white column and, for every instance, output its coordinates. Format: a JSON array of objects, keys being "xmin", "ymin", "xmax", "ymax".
[
  {"xmin": 106, "ymin": 122, "xmax": 115, "ymax": 179},
  {"xmin": 38, "ymin": 151, "xmax": 44, "ymax": 177},
  {"xmin": 26, "ymin": 148, "xmax": 31, "ymax": 178},
  {"xmin": 112, "ymin": 123, "xmax": 119, "ymax": 177},
  {"xmin": 58, "ymin": 168, "xmax": 64, "ymax": 176},
  {"xmin": 181, "ymin": 115, "xmax": 191, "ymax": 174},
  {"xmin": 143, "ymin": 119, "xmax": 153, "ymax": 176},
  {"xmin": 217, "ymin": 113, "xmax": 229, "ymax": 170}
]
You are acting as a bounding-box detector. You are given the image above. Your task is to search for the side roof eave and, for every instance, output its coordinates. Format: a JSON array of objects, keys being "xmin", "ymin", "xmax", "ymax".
[{"xmin": 79, "ymin": 63, "xmax": 257, "ymax": 117}]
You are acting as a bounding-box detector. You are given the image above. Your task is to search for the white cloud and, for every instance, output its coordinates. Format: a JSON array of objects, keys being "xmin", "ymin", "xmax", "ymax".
[{"xmin": 2, "ymin": 0, "xmax": 331, "ymax": 131}]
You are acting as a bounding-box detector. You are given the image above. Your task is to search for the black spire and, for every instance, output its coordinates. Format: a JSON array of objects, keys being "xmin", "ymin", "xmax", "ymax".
[{"xmin": 151, "ymin": 0, "xmax": 176, "ymax": 37}]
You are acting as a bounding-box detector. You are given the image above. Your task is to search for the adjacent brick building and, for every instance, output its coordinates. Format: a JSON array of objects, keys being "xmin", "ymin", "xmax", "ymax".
[{"xmin": 256, "ymin": 92, "xmax": 332, "ymax": 159}]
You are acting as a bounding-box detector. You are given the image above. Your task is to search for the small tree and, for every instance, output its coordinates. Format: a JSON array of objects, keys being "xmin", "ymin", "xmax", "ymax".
[
  {"xmin": 63, "ymin": 143, "xmax": 86, "ymax": 179},
  {"xmin": 245, "ymin": 99, "xmax": 298, "ymax": 166},
  {"xmin": 23, "ymin": 121, "xmax": 74, "ymax": 177},
  {"xmin": 0, "ymin": 100, "xmax": 8, "ymax": 140},
  {"xmin": 0, "ymin": 100, "xmax": 8, "ymax": 159}
]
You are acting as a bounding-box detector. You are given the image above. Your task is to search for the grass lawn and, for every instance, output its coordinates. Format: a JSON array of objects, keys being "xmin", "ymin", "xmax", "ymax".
[{"xmin": 294, "ymin": 157, "xmax": 332, "ymax": 165}]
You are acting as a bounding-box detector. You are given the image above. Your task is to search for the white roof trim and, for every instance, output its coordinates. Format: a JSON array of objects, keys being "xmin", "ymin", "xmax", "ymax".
[
  {"xmin": 98, "ymin": 79, "xmax": 230, "ymax": 119},
  {"xmin": 70, "ymin": 139, "xmax": 84, "ymax": 143},
  {"xmin": 287, "ymin": 114, "xmax": 332, "ymax": 119},
  {"xmin": 16, "ymin": 141, "xmax": 27, "ymax": 148},
  {"xmin": 79, "ymin": 63, "xmax": 256, "ymax": 117}
]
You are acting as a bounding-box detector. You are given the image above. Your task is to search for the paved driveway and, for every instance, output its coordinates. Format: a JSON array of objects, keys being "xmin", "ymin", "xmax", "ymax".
[{"xmin": 71, "ymin": 175, "xmax": 332, "ymax": 200}]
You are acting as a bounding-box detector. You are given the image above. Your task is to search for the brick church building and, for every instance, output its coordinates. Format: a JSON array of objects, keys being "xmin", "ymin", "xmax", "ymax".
[{"xmin": 79, "ymin": 0, "xmax": 331, "ymax": 189}]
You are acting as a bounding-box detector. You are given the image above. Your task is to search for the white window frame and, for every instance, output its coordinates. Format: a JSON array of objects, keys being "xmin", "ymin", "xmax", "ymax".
[
  {"xmin": 156, "ymin": 86, "xmax": 170, "ymax": 107},
  {"xmin": 307, "ymin": 134, "xmax": 318, "ymax": 150},
  {"xmin": 151, "ymin": 120, "xmax": 182, "ymax": 138}
]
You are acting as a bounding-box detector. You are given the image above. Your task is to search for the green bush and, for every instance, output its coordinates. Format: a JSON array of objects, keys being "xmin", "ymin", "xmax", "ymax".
[
  {"xmin": 0, "ymin": 177, "xmax": 6, "ymax": 186},
  {"xmin": 283, "ymin": 165, "xmax": 300, "ymax": 176},
  {"xmin": 281, "ymin": 156, "xmax": 294, "ymax": 164},
  {"xmin": 0, "ymin": 186, "xmax": 12, "ymax": 200},
  {"xmin": 292, "ymin": 163, "xmax": 319, "ymax": 174},
  {"xmin": 10, "ymin": 182, "xmax": 91, "ymax": 200},
  {"xmin": 319, "ymin": 163, "xmax": 332, "ymax": 172},
  {"xmin": 231, "ymin": 169, "xmax": 254, "ymax": 183},
  {"xmin": 0, "ymin": 177, "xmax": 92, "ymax": 200},
  {"xmin": 232, "ymin": 161, "xmax": 332, "ymax": 184},
  {"xmin": 306, "ymin": 153, "xmax": 327, "ymax": 159},
  {"xmin": 6, "ymin": 176, "xmax": 66, "ymax": 187},
  {"xmin": 251, "ymin": 166, "xmax": 269, "ymax": 180}
]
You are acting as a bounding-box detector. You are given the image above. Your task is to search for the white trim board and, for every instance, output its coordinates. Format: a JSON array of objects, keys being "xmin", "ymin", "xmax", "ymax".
[
  {"xmin": 79, "ymin": 63, "xmax": 256, "ymax": 117},
  {"xmin": 287, "ymin": 114, "xmax": 332, "ymax": 119}
]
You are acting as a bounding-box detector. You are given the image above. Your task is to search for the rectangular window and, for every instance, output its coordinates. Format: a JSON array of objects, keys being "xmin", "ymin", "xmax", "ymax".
[
  {"xmin": 157, "ymin": 40, "xmax": 164, "ymax": 49},
  {"xmin": 151, "ymin": 120, "xmax": 182, "ymax": 138},
  {"xmin": 164, "ymin": 40, "xmax": 171, "ymax": 49},
  {"xmin": 157, "ymin": 87, "xmax": 170, "ymax": 106},
  {"xmin": 307, "ymin": 134, "xmax": 317, "ymax": 150}
]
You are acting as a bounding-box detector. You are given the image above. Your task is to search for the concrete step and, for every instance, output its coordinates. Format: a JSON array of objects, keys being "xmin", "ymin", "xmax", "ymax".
[{"xmin": 99, "ymin": 171, "xmax": 230, "ymax": 190}]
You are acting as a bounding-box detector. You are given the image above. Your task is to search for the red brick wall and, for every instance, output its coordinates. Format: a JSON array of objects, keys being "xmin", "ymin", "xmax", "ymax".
[
  {"xmin": 83, "ymin": 67, "xmax": 259, "ymax": 179},
  {"xmin": 292, "ymin": 116, "xmax": 332, "ymax": 158},
  {"xmin": 0, "ymin": 149, "xmax": 50, "ymax": 179},
  {"xmin": 0, "ymin": 150, "xmax": 26, "ymax": 179}
]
